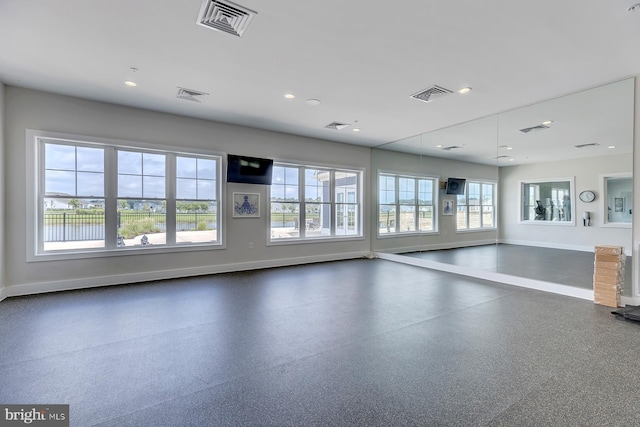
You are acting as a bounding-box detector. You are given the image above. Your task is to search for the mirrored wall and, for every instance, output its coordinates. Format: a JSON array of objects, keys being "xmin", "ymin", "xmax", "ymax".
[{"xmin": 372, "ymin": 77, "xmax": 635, "ymax": 295}]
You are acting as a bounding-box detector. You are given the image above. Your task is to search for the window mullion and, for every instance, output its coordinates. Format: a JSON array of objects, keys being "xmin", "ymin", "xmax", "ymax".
[
  {"xmin": 299, "ymin": 167, "xmax": 305, "ymax": 239},
  {"xmin": 165, "ymin": 153, "xmax": 176, "ymax": 244},
  {"xmin": 104, "ymin": 147, "xmax": 118, "ymax": 248},
  {"xmin": 414, "ymin": 178, "xmax": 419, "ymax": 231},
  {"xmin": 395, "ymin": 176, "xmax": 400, "ymax": 233},
  {"xmin": 330, "ymin": 170, "xmax": 335, "ymax": 236}
]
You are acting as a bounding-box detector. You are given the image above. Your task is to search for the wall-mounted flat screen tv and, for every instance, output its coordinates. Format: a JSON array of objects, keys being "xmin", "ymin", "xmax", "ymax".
[
  {"xmin": 445, "ymin": 178, "xmax": 466, "ymax": 195},
  {"xmin": 227, "ymin": 154, "xmax": 273, "ymax": 185}
]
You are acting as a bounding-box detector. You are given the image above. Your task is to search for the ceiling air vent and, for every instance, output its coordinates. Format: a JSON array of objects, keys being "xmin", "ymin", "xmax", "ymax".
[
  {"xmin": 177, "ymin": 87, "xmax": 209, "ymax": 103},
  {"xmin": 410, "ymin": 85, "xmax": 453, "ymax": 103},
  {"xmin": 441, "ymin": 145, "xmax": 462, "ymax": 151},
  {"xmin": 519, "ymin": 124, "xmax": 549, "ymax": 133},
  {"xmin": 197, "ymin": 0, "xmax": 257, "ymax": 37},
  {"xmin": 574, "ymin": 142, "xmax": 600, "ymax": 149},
  {"xmin": 496, "ymin": 155, "xmax": 511, "ymax": 159},
  {"xmin": 325, "ymin": 122, "xmax": 350, "ymax": 130}
]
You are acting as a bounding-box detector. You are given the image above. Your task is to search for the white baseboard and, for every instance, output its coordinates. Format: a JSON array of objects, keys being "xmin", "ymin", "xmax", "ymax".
[
  {"xmin": 377, "ymin": 252, "xmax": 594, "ymax": 301},
  {"xmin": 0, "ymin": 287, "xmax": 7, "ymax": 303},
  {"xmin": 499, "ymin": 239, "xmax": 632, "ymax": 256},
  {"xmin": 376, "ymin": 239, "xmax": 496, "ymax": 255},
  {"xmin": 6, "ymin": 251, "xmax": 371, "ymax": 298}
]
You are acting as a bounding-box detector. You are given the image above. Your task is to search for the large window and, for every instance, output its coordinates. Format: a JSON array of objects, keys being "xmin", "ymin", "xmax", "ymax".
[
  {"xmin": 30, "ymin": 131, "xmax": 222, "ymax": 259},
  {"xmin": 456, "ymin": 181, "xmax": 496, "ymax": 230},
  {"xmin": 378, "ymin": 173, "xmax": 436, "ymax": 235},
  {"xmin": 270, "ymin": 163, "xmax": 362, "ymax": 242},
  {"xmin": 520, "ymin": 178, "xmax": 574, "ymax": 224}
]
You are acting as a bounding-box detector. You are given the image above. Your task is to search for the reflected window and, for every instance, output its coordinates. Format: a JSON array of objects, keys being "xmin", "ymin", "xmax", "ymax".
[
  {"xmin": 378, "ymin": 173, "xmax": 436, "ymax": 235},
  {"xmin": 457, "ymin": 181, "xmax": 496, "ymax": 230},
  {"xmin": 603, "ymin": 174, "xmax": 632, "ymax": 226},
  {"xmin": 521, "ymin": 178, "xmax": 573, "ymax": 224}
]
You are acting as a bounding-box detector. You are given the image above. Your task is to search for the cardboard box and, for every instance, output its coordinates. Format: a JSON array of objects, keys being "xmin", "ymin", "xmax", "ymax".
[
  {"xmin": 593, "ymin": 275, "xmax": 623, "ymax": 286},
  {"xmin": 594, "ymin": 297, "xmax": 620, "ymax": 308},
  {"xmin": 595, "ymin": 245, "xmax": 624, "ymax": 255},
  {"xmin": 594, "ymin": 289, "xmax": 621, "ymax": 302},
  {"xmin": 595, "ymin": 253, "xmax": 626, "ymax": 263},
  {"xmin": 593, "ymin": 268, "xmax": 624, "ymax": 280},
  {"xmin": 594, "ymin": 261, "xmax": 624, "ymax": 271},
  {"xmin": 594, "ymin": 289, "xmax": 621, "ymax": 296},
  {"xmin": 593, "ymin": 282, "xmax": 623, "ymax": 291},
  {"xmin": 594, "ymin": 286, "xmax": 622, "ymax": 296}
]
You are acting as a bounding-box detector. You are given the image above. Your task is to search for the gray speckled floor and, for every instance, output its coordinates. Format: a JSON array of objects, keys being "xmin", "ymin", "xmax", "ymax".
[
  {"xmin": 402, "ymin": 243, "xmax": 633, "ymax": 296},
  {"xmin": 1, "ymin": 259, "xmax": 639, "ymax": 426}
]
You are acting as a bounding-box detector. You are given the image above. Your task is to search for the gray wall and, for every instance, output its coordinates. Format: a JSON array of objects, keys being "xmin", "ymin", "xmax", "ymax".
[
  {"xmin": 370, "ymin": 148, "xmax": 499, "ymax": 253},
  {"xmin": 4, "ymin": 87, "xmax": 371, "ymax": 295},
  {"xmin": 499, "ymin": 154, "xmax": 633, "ymax": 253}
]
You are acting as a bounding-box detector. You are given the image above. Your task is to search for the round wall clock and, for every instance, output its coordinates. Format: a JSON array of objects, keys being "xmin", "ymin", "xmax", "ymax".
[{"xmin": 579, "ymin": 190, "xmax": 596, "ymax": 203}]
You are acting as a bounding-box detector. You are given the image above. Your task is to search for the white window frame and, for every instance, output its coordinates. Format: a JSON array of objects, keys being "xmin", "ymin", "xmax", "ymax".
[
  {"xmin": 27, "ymin": 130, "xmax": 225, "ymax": 262},
  {"xmin": 456, "ymin": 180, "xmax": 497, "ymax": 232},
  {"xmin": 268, "ymin": 162, "xmax": 364, "ymax": 245},
  {"xmin": 518, "ymin": 177, "xmax": 575, "ymax": 226},
  {"xmin": 600, "ymin": 172, "xmax": 632, "ymax": 228},
  {"xmin": 377, "ymin": 171, "xmax": 438, "ymax": 237}
]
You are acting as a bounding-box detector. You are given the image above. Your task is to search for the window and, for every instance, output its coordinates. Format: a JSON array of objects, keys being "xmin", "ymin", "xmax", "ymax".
[
  {"xmin": 30, "ymin": 131, "xmax": 222, "ymax": 259},
  {"xmin": 378, "ymin": 173, "xmax": 436, "ymax": 235},
  {"xmin": 456, "ymin": 181, "xmax": 496, "ymax": 230},
  {"xmin": 602, "ymin": 174, "xmax": 632, "ymax": 227},
  {"xmin": 270, "ymin": 163, "xmax": 362, "ymax": 242},
  {"xmin": 520, "ymin": 178, "xmax": 573, "ymax": 224}
]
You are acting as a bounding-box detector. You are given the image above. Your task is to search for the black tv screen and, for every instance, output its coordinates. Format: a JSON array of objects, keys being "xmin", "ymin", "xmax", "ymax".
[
  {"xmin": 445, "ymin": 178, "xmax": 466, "ymax": 195},
  {"xmin": 227, "ymin": 154, "xmax": 273, "ymax": 185}
]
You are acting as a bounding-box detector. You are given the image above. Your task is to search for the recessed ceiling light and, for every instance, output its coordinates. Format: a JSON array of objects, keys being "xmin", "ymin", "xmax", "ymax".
[
  {"xmin": 284, "ymin": 93, "xmax": 295, "ymax": 99},
  {"xmin": 608, "ymin": 145, "xmax": 616, "ymax": 149},
  {"xmin": 542, "ymin": 120, "xmax": 553, "ymax": 125},
  {"xmin": 509, "ymin": 158, "xmax": 515, "ymax": 161},
  {"xmin": 506, "ymin": 147, "xmax": 513, "ymax": 150},
  {"xmin": 458, "ymin": 87, "xmax": 472, "ymax": 94},
  {"xmin": 305, "ymin": 98, "xmax": 321, "ymax": 106},
  {"xmin": 353, "ymin": 128, "xmax": 360, "ymax": 132},
  {"xmin": 124, "ymin": 81, "xmax": 137, "ymax": 87},
  {"xmin": 436, "ymin": 144, "xmax": 443, "ymax": 148}
]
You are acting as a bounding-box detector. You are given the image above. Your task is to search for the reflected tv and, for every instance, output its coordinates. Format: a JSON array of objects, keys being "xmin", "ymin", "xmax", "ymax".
[{"xmin": 445, "ymin": 178, "xmax": 466, "ymax": 195}]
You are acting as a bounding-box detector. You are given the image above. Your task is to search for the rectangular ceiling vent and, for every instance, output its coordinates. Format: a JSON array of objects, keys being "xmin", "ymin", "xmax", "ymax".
[
  {"xmin": 496, "ymin": 155, "xmax": 511, "ymax": 159},
  {"xmin": 325, "ymin": 122, "xmax": 351, "ymax": 130},
  {"xmin": 197, "ymin": 0, "xmax": 257, "ymax": 37},
  {"xmin": 574, "ymin": 142, "xmax": 600, "ymax": 149},
  {"xmin": 441, "ymin": 145, "xmax": 462, "ymax": 151},
  {"xmin": 177, "ymin": 87, "xmax": 209, "ymax": 103},
  {"xmin": 519, "ymin": 124, "xmax": 549, "ymax": 133},
  {"xmin": 410, "ymin": 85, "xmax": 453, "ymax": 103}
]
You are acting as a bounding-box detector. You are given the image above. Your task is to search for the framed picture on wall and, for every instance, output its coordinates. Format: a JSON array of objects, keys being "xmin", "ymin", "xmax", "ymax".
[
  {"xmin": 233, "ymin": 193, "xmax": 260, "ymax": 218},
  {"xmin": 442, "ymin": 199, "xmax": 454, "ymax": 216}
]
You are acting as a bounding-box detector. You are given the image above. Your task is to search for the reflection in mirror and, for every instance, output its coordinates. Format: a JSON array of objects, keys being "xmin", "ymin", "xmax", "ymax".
[
  {"xmin": 603, "ymin": 174, "xmax": 632, "ymax": 226},
  {"xmin": 372, "ymin": 77, "xmax": 634, "ymax": 299},
  {"xmin": 370, "ymin": 114, "xmax": 498, "ymax": 260},
  {"xmin": 521, "ymin": 178, "xmax": 573, "ymax": 223}
]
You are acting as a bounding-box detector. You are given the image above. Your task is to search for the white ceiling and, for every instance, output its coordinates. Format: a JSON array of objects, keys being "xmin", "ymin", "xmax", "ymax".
[
  {"xmin": 382, "ymin": 78, "xmax": 635, "ymax": 166},
  {"xmin": 1, "ymin": 0, "xmax": 639, "ymax": 150}
]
